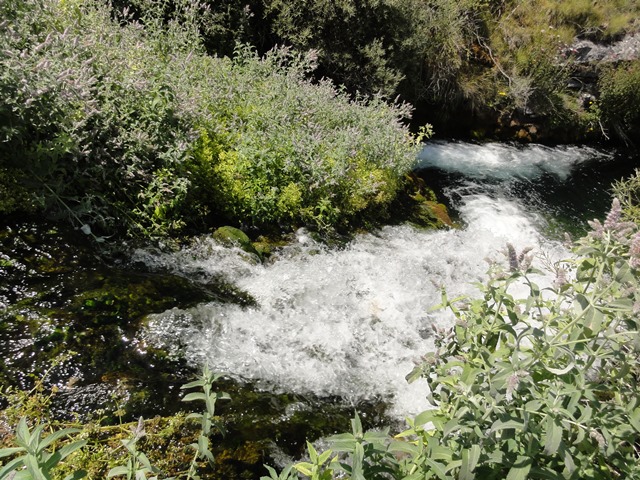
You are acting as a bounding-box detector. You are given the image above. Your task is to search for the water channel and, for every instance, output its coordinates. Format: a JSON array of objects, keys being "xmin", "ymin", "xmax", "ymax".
[{"xmin": 138, "ymin": 140, "xmax": 638, "ymax": 418}]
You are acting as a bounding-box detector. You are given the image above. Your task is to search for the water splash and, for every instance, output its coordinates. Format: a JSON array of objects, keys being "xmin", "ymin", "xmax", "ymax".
[
  {"xmin": 417, "ymin": 140, "xmax": 611, "ymax": 181},
  {"xmin": 138, "ymin": 194, "xmax": 566, "ymax": 417},
  {"xmin": 136, "ymin": 141, "xmax": 632, "ymax": 417}
]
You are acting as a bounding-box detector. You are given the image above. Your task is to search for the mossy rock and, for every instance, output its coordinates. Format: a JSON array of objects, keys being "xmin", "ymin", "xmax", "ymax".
[
  {"xmin": 213, "ymin": 226, "xmax": 261, "ymax": 259},
  {"xmin": 405, "ymin": 173, "xmax": 437, "ymax": 203},
  {"xmin": 412, "ymin": 201, "xmax": 455, "ymax": 229}
]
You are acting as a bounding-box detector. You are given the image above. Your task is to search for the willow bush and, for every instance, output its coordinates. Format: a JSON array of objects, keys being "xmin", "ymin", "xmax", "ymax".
[{"xmin": 0, "ymin": 0, "xmax": 420, "ymax": 238}]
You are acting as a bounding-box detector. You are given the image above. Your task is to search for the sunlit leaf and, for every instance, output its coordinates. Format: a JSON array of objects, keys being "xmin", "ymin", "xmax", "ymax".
[
  {"xmin": 460, "ymin": 444, "xmax": 480, "ymax": 480},
  {"xmin": 505, "ymin": 456, "xmax": 532, "ymax": 480},
  {"xmin": 489, "ymin": 418, "xmax": 525, "ymax": 435},
  {"xmin": 182, "ymin": 392, "xmax": 207, "ymax": 403},
  {"xmin": 294, "ymin": 462, "xmax": 313, "ymax": 476},
  {"xmin": 543, "ymin": 416, "xmax": 562, "ymax": 456},
  {"xmin": 0, "ymin": 456, "xmax": 26, "ymax": 479},
  {"xmin": 40, "ymin": 428, "xmax": 81, "ymax": 451}
]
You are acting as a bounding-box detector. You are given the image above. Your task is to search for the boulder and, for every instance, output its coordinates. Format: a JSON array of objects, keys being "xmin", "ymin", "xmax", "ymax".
[
  {"xmin": 213, "ymin": 226, "xmax": 261, "ymax": 258},
  {"xmin": 412, "ymin": 200, "xmax": 455, "ymax": 229}
]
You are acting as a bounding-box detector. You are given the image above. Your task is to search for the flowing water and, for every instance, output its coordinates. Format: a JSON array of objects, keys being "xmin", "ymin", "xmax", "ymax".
[
  {"xmin": 1, "ymin": 140, "xmax": 638, "ymax": 475},
  {"xmin": 136, "ymin": 141, "xmax": 640, "ymax": 419}
]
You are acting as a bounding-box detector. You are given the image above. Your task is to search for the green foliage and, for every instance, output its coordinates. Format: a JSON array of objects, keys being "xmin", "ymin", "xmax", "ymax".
[
  {"xmin": 599, "ymin": 62, "xmax": 640, "ymax": 142},
  {"xmin": 181, "ymin": 366, "xmax": 230, "ymax": 479},
  {"xmin": 320, "ymin": 413, "xmax": 397, "ymax": 479},
  {"xmin": 263, "ymin": 0, "xmax": 403, "ymax": 98},
  {"xmin": 405, "ymin": 223, "xmax": 640, "ymax": 478},
  {"xmin": 0, "ymin": 0, "xmax": 421, "ymax": 237},
  {"xmin": 614, "ymin": 170, "xmax": 640, "ymax": 226},
  {"xmin": 107, "ymin": 418, "xmax": 161, "ymax": 480},
  {"xmin": 186, "ymin": 45, "xmax": 420, "ymax": 231},
  {"xmin": 0, "ymin": 417, "xmax": 87, "ymax": 480},
  {"xmin": 263, "ymin": 0, "xmax": 484, "ymax": 105},
  {"xmin": 0, "ymin": 0, "xmax": 198, "ymax": 236},
  {"xmin": 404, "ymin": 198, "xmax": 640, "ymax": 478},
  {"xmin": 0, "ymin": 168, "xmax": 37, "ymax": 214},
  {"xmin": 551, "ymin": 0, "xmax": 639, "ymax": 41},
  {"xmin": 260, "ymin": 0, "xmax": 640, "ymax": 141},
  {"xmin": 0, "ymin": 367, "xmax": 232, "ymax": 479},
  {"xmin": 267, "ymin": 197, "xmax": 640, "ymax": 479}
]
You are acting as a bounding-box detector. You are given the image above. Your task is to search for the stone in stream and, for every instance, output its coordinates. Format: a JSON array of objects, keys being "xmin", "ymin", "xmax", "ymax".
[{"xmin": 213, "ymin": 226, "xmax": 262, "ymax": 260}]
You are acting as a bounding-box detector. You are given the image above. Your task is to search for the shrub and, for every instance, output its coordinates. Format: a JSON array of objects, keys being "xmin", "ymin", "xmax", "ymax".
[
  {"xmin": 613, "ymin": 169, "xmax": 640, "ymax": 226},
  {"xmin": 0, "ymin": 0, "xmax": 198, "ymax": 236},
  {"xmin": 0, "ymin": 0, "xmax": 421, "ymax": 237},
  {"xmin": 402, "ymin": 209, "xmax": 640, "ymax": 478},
  {"xmin": 186, "ymin": 45, "xmax": 420, "ymax": 231},
  {"xmin": 263, "ymin": 0, "xmax": 486, "ymax": 107},
  {"xmin": 599, "ymin": 62, "xmax": 640, "ymax": 143}
]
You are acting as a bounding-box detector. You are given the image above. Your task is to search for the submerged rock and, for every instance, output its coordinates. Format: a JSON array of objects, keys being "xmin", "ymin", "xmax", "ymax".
[{"xmin": 0, "ymin": 220, "xmax": 254, "ymax": 421}]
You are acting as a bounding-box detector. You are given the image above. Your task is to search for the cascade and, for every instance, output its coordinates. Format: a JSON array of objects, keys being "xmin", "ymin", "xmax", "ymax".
[{"xmin": 136, "ymin": 141, "xmax": 633, "ymax": 417}]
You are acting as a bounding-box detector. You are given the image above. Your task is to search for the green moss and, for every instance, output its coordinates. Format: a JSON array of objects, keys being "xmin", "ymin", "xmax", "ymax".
[
  {"xmin": 213, "ymin": 226, "xmax": 262, "ymax": 260},
  {"xmin": 0, "ymin": 220, "xmax": 257, "ymax": 424}
]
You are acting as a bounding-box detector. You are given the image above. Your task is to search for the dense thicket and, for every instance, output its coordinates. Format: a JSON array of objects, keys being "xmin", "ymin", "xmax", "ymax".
[
  {"xmin": 260, "ymin": 0, "xmax": 640, "ymax": 142},
  {"xmin": 134, "ymin": 0, "xmax": 639, "ymax": 143},
  {"xmin": 0, "ymin": 0, "xmax": 420, "ymax": 237},
  {"xmin": 3, "ymin": 0, "xmax": 639, "ymax": 237}
]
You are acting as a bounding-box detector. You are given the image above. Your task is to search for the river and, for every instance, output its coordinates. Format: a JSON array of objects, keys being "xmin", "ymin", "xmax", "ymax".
[
  {"xmin": 134, "ymin": 140, "xmax": 638, "ymax": 419},
  {"xmin": 1, "ymin": 140, "xmax": 638, "ymax": 474}
]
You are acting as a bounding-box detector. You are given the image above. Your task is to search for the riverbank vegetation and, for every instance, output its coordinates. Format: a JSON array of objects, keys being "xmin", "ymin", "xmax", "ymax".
[
  {"xmin": 2, "ymin": 0, "xmax": 640, "ymax": 478},
  {"xmin": 0, "ymin": 0, "xmax": 423, "ymax": 239},
  {"xmin": 254, "ymin": 0, "xmax": 640, "ymax": 143},
  {"xmin": 2, "ymin": 0, "xmax": 640, "ymax": 238},
  {"xmin": 123, "ymin": 0, "xmax": 639, "ymax": 143}
]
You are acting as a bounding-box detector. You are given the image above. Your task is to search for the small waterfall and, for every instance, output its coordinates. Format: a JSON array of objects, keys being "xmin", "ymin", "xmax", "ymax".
[
  {"xmin": 136, "ymin": 141, "xmax": 627, "ymax": 418},
  {"xmin": 417, "ymin": 140, "xmax": 610, "ymax": 181}
]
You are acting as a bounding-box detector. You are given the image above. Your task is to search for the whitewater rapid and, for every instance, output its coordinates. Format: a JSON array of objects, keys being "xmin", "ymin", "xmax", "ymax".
[{"xmin": 136, "ymin": 141, "xmax": 616, "ymax": 418}]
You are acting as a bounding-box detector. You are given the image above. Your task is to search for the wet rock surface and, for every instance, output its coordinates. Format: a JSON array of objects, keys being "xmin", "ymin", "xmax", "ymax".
[
  {"xmin": 0, "ymin": 220, "xmax": 235, "ymax": 419},
  {"xmin": 566, "ymin": 32, "xmax": 640, "ymax": 64},
  {"xmin": 0, "ymin": 219, "xmax": 394, "ymax": 478}
]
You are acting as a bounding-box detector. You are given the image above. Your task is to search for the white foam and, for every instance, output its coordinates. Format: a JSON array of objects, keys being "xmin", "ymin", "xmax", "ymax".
[
  {"xmin": 136, "ymin": 141, "xmax": 614, "ymax": 417},
  {"xmin": 138, "ymin": 193, "xmax": 566, "ymax": 418},
  {"xmin": 417, "ymin": 141, "xmax": 610, "ymax": 181}
]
